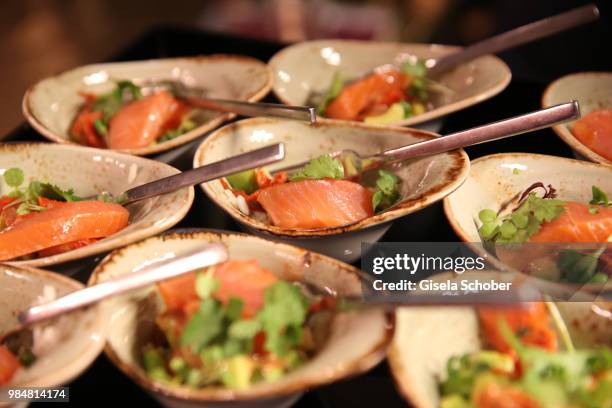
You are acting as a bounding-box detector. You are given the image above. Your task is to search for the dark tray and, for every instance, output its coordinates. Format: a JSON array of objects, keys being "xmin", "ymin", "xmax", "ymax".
[{"xmin": 5, "ymin": 26, "xmax": 584, "ymax": 407}]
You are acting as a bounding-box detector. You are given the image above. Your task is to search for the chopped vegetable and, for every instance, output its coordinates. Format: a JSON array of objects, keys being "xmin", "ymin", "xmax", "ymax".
[
  {"xmin": 316, "ymin": 72, "xmax": 345, "ymax": 115},
  {"xmin": 372, "ymin": 169, "xmax": 400, "ymax": 212}
]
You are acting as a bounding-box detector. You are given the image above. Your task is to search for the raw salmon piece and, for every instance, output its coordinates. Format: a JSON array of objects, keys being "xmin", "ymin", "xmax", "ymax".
[
  {"xmin": 213, "ymin": 259, "xmax": 278, "ymax": 317},
  {"xmin": 478, "ymin": 303, "xmax": 557, "ymax": 356},
  {"xmin": 0, "ymin": 201, "xmax": 129, "ymax": 261},
  {"xmin": 107, "ymin": 90, "xmax": 184, "ymax": 150},
  {"xmin": 325, "ymin": 70, "xmax": 410, "ymax": 120},
  {"xmin": 256, "ymin": 179, "xmax": 374, "ymax": 229},
  {"xmin": 0, "ymin": 346, "xmax": 20, "ymax": 386},
  {"xmin": 572, "ymin": 109, "xmax": 612, "ymax": 161},
  {"xmin": 157, "ymin": 260, "xmax": 278, "ymax": 317},
  {"xmin": 529, "ymin": 201, "xmax": 612, "ymax": 243}
]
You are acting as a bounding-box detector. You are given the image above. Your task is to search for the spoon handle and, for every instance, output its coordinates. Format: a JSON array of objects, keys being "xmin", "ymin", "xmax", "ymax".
[
  {"xmin": 187, "ymin": 97, "xmax": 317, "ymax": 124},
  {"xmin": 19, "ymin": 243, "xmax": 228, "ymax": 326},
  {"xmin": 122, "ymin": 143, "xmax": 284, "ymax": 205},
  {"xmin": 379, "ymin": 101, "xmax": 580, "ymax": 162},
  {"xmin": 428, "ymin": 4, "xmax": 599, "ymax": 76}
]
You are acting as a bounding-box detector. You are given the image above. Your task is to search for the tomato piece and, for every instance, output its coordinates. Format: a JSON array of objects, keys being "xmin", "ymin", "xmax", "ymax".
[
  {"xmin": 475, "ymin": 381, "xmax": 541, "ymax": 408},
  {"xmin": 157, "ymin": 272, "xmax": 198, "ymax": 312},
  {"xmin": 0, "ymin": 346, "xmax": 20, "ymax": 386}
]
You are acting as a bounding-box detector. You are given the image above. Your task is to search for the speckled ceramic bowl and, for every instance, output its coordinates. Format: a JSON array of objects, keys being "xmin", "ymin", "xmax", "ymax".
[
  {"xmin": 23, "ymin": 55, "xmax": 272, "ymax": 156},
  {"xmin": 542, "ymin": 72, "xmax": 612, "ymax": 165},
  {"xmin": 193, "ymin": 117, "xmax": 470, "ymax": 262},
  {"xmin": 0, "ymin": 143, "xmax": 194, "ymax": 267},
  {"xmin": 388, "ymin": 270, "xmax": 611, "ymax": 408},
  {"xmin": 443, "ymin": 152, "xmax": 612, "ymax": 294},
  {"xmin": 90, "ymin": 230, "xmax": 391, "ymax": 408},
  {"xmin": 0, "ymin": 264, "xmax": 107, "ymax": 393},
  {"xmin": 268, "ymin": 40, "xmax": 511, "ymax": 128}
]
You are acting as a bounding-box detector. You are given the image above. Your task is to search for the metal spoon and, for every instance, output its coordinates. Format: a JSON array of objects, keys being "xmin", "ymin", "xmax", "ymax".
[
  {"xmin": 138, "ymin": 79, "xmax": 316, "ymax": 124},
  {"xmin": 277, "ymin": 101, "xmax": 579, "ymax": 178},
  {"xmin": 0, "ymin": 243, "xmax": 228, "ymax": 345},
  {"xmin": 427, "ymin": 4, "xmax": 599, "ymax": 76},
  {"xmin": 89, "ymin": 142, "xmax": 284, "ymax": 205}
]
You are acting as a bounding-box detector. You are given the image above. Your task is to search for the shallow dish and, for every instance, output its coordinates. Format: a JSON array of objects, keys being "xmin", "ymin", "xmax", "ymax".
[
  {"xmin": 268, "ymin": 39, "xmax": 511, "ymax": 127},
  {"xmin": 388, "ymin": 270, "xmax": 611, "ymax": 408},
  {"xmin": 542, "ymin": 72, "xmax": 612, "ymax": 165},
  {"xmin": 193, "ymin": 117, "xmax": 469, "ymax": 262},
  {"xmin": 0, "ymin": 143, "xmax": 193, "ymax": 267},
  {"xmin": 443, "ymin": 152, "xmax": 612, "ymax": 294},
  {"xmin": 0, "ymin": 264, "xmax": 107, "ymax": 392},
  {"xmin": 23, "ymin": 55, "xmax": 272, "ymax": 156},
  {"xmin": 90, "ymin": 230, "xmax": 391, "ymax": 408}
]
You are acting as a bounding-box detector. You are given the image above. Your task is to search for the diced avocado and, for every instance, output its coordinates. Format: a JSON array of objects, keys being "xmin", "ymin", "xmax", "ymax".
[
  {"xmin": 364, "ymin": 103, "xmax": 405, "ymax": 125},
  {"xmin": 412, "ymin": 102, "xmax": 426, "ymax": 116},
  {"xmin": 221, "ymin": 355, "xmax": 256, "ymax": 389},
  {"xmin": 440, "ymin": 394, "xmax": 473, "ymax": 408},
  {"xmin": 471, "ymin": 351, "xmax": 515, "ymax": 374},
  {"xmin": 226, "ymin": 170, "xmax": 258, "ymax": 194},
  {"xmin": 261, "ymin": 364, "xmax": 284, "ymax": 383},
  {"xmin": 142, "ymin": 346, "xmax": 165, "ymax": 371}
]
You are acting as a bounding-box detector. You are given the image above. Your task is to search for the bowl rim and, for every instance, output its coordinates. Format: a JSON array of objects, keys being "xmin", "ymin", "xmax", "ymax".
[
  {"xmin": 268, "ymin": 38, "xmax": 512, "ymax": 127},
  {"xmin": 90, "ymin": 228, "xmax": 393, "ymax": 402},
  {"xmin": 194, "ymin": 116, "xmax": 470, "ymax": 238},
  {"xmin": 541, "ymin": 71, "xmax": 612, "ymax": 166},
  {"xmin": 0, "ymin": 141, "xmax": 195, "ymax": 267},
  {"xmin": 22, "ymin": 54, "xmax": 273, "ymax": 157},
  {"xmin": 0, "ymin": 264, "xmax": 107, "ymax": 390}
]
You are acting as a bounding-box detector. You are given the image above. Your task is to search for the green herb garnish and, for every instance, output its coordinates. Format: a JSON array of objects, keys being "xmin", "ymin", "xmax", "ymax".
[
  {"xmin": 316, "ymin": 72, "xmax": 345, "ymax": 115},
  {"xmin": 289, "ymin": 154, "xmax": 344, "ymax": 182},
  {"xmin": 590, "ymin": 185, "xmax": 611, "ymax": 206},
  {"xmin": 372, "ymin": 169, "xmax": 400, "ymax": 212}
]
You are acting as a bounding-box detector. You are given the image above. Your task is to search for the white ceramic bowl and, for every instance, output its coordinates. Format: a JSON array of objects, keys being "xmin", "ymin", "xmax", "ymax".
[
  {"xmin": 90, "ymin": 230, "xmax": 391, "ymax": 408},
  {"xmin": 0, "ymin": 143, "xmax": 194, "ymax": 267},
  {"xmin": 542, "ymin": 72, "xmax": 612, "ymax": 165},
  {"xmin": 23, "ymin": 56, "xmax": 272, "ymax": 156},
  {"xmin": 388, "ymin": 270, "xmax": 611, "ymax": 408},
  {"xmin": 193, "ymin": 117, "xmax": 469, "ymax": 262},
  {"xmin": 0, "ymin": 265, "xmax": 107, "ymax": 393},
  {"xmin": 269, "ymin": 40, "xmax": 511, "ymax": 127}
]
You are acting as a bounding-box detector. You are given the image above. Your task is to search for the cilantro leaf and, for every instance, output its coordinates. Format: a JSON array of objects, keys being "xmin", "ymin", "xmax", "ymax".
[
  {"xmin": 3, "ymin": 168, "xmax": 24, "ymax": 188},
  {"xmin": 92, "ymin": 80, "xmax": 142, "ymax": 121},
  {"xmin": 180, "ymin": 298, "xmax": 224, "ymax": 352},
  {"xmin": 316, "ymin": 72, "xmax": 345, "ymax": 115},
  {"xmin": 258, "ymin": 281, "xmax": 309, "ymax": 356},
  {"xmin": 590, "ymin": 186, "xmax": 610, "ymax": 206},
  {"xmin": 289, "ymin": 154, "xmax": 344, "ymax": 182},
  {"xmin": 557, "ymin": 248, "xmax": 605, "ymax": 284},
  {"xmin": 400, "ymin": 60, "xmax": 427, "ymax": 78},
  {"xmin": 372, "ymin": 169, "xmax": 400, "ymax": 212}
]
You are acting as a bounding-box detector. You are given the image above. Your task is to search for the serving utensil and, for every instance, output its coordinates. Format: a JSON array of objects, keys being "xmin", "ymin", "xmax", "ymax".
[
  {"xmin": 0, "ymin": 244, "xmax": 228, "ymax": 345},
  {"xmin": 90, "ymin": 143, "xmax": 284, "ymax": 205},
  {"xmin": 139, "ymin": 79, "xmax": 316, "ymax": 124},
  {"xmin": 427, "ymin": 4, "xmax": 599, "ymax": 76},
  {"xmin": 278, "ymin": 101, "xmax": 580, "ymax": 178}
]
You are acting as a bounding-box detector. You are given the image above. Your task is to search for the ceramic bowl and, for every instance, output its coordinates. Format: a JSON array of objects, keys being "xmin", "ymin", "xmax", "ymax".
[
  {"xmin": 443, "ymin": 152, "xmax": 612, "ymax": 294},
  {"xmin": 268, "ymin": 40, "xmax": 511, "ymax": 128},
  {"xmin": 542, "ymin": 72, "xmax": 612, "ymax": 165},
  {"xmin": 90, "ymin": 230, "xmax": 391, "ymax": 408},
  {"xmin": 388, "ymin": 270, "xmax": 611, "ymax": 408},
  {"xmin": 193, "ymin": 117, "xmax": 470, "ymax": 262},
  {"xmin": 0, "ymin": 264, "xmax": 107, "ymax": 393},
  {"xmin": 0, "ymin": 143, "xmax": 194, "ymax": 267},
  {"xmin": 23, "ymin": 55, "xmax": 272, "ymax": 156}
]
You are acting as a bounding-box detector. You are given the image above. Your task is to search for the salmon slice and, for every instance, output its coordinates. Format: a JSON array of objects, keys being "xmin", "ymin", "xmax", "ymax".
[
  {"xmin": 256, "ymin": 179, "xmax": 374, "ymax": 229},
  {"xmin": 529, "ymin": 201, "xmax": 612, "ymax": 243},
  {"xmin": 157, "ymin": 259, "xmax": 277, "ymax": 317},
  {"xmin": 325, "ymin": 70, "xmax": 410, "ymax": 120},
  {"xmin": 572, "ymin": 109, "xmax": 612, "ymax": 161},
  {"xmin": 0, "ymin": 346, "xmax": 20, "ymax": 386},
  {"xmin": 478, "ymin": 303, "xmax": 557, "ymax": 356},
  {"xmin": 107, "ymin": 90, "xmax": 185, "ymax": 150},
  {"xmin": 0, "ymin": 201, "xmax": 129, "ymax": 261}
]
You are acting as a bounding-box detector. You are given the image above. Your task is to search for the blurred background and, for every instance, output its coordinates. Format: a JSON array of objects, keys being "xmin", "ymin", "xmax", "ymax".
[{"xmin": 0, "ymin": 0, "xmax": 609, "ymax": 137}]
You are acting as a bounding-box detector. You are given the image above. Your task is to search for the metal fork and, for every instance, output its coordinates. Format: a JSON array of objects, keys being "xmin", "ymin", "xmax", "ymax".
[
  {"xmin": 276, "ymin": 102, "xmax": 579, "ymax": 178},
  {"xmin": 138, "ymin": 79, "xmax": 316, "ymax": 124}
]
